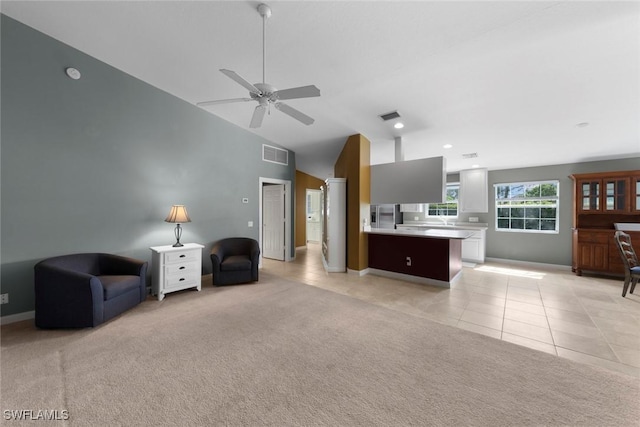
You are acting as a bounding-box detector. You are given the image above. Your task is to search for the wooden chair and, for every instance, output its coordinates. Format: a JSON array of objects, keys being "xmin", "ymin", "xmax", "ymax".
[{"xmin": 614, "ymin": 231, "xmax": 640, "ymax": 297}]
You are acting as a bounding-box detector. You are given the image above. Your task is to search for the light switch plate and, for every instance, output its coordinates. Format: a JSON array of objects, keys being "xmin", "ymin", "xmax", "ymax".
[
  {"xmin": 248, "ymin": 221, "xmax": 253, "ymax": 228},
  {"xmin": 469, "ymin": 217, "xmax": 479, "ymax": 222}
]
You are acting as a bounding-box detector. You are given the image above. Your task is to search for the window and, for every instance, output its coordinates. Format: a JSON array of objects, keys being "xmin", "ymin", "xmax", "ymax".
[
  {"xmin": 495, "ymin": 180, "xmax": 559, "ymax": 233},
  {"xmin": 427, "ymin": 184, "xmax": 459, "ymax": 217}
]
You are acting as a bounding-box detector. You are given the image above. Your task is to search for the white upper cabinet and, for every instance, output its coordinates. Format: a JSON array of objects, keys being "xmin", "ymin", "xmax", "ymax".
[
  {"xmin": 400, "ymin": 204, "xmax": 424, "ymax": 212},
  {"xmin": 459, "ymin": 168, "xmax": 488, "ymax": 213}
]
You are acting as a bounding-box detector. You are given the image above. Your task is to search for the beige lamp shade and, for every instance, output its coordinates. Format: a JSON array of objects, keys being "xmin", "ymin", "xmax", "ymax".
[{"xmin": 165, "ymin": 205, "xmax": 191, "ymax": 223}]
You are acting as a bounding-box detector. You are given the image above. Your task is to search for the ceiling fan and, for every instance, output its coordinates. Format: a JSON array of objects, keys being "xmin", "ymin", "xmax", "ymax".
[{"xmin": 197, "ymin": 3, "xmax": 320, "ymax": 128}]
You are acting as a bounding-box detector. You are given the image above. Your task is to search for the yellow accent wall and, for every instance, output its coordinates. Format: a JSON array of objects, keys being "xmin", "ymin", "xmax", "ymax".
[
  {"xmin": 334, "ymin": 134, "xmax": 371, "ymax": 271},
  {"xmin": 295, "ymin": 170, "xmax": 325, "ymax": 248}
]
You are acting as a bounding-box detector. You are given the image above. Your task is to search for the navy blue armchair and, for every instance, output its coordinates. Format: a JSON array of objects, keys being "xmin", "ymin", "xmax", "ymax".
[
  {"xmin": 34, "ymin": 253, "xmax": 148, "ymax": 328},
  {"xmin": 210, "ymin": 238, "xmax": 260, "ymax": 286}
]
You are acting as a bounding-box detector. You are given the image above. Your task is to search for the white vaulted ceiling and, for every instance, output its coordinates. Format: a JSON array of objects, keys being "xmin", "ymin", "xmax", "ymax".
[{"xmin": 2, "ymin": 1, "xmax": 639, "ymax": 178}]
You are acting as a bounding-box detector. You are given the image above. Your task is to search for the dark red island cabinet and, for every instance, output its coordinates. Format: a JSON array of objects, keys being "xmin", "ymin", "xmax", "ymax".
[{"xmin": 367, "ymin": 229, "xmax": 472, "ymax": 287}]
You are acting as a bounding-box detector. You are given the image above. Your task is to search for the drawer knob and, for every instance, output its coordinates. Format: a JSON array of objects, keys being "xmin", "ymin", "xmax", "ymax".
[
  {"xmin": 179, "ymin": 266, "xmax": 186, "ymax": 270},
  {"xmin": 179, "ymin": 254, "xmax": 186, "ymax": 258},
  {"xmin": 179, "ymin": 278, "xmax": 185, "ymax": 281}
]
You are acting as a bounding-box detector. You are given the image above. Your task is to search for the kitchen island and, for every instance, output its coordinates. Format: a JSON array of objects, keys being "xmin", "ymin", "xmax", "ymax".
[
  {"xmin": 397, "ymin": 222, "xmax": 488, "ymax": 263},
  {"xmin": 365, "ymin": 228, "xmax": 474, "ymax": 287}
]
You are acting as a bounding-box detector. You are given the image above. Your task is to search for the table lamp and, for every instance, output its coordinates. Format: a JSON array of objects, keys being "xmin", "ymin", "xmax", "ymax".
[{"xmin": 165, "ymin": 205, "xmax": 191, "ymax": 247}]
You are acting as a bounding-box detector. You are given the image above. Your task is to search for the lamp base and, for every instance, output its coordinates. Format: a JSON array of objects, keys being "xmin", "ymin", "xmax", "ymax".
[{"xmin": 172, "ymin": 224, "xmax": 184, "ymax": 247}]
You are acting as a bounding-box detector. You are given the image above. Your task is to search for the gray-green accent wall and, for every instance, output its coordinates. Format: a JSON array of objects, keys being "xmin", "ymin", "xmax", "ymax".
[{"xmin": 1, "ymin": 15, "xmax": 296, "ymax": 317}]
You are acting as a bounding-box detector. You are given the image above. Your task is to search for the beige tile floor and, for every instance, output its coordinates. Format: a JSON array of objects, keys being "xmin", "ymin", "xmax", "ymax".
[{"xmin": 262, "ymin": 243, "xmax": 640, "ymax": 378}]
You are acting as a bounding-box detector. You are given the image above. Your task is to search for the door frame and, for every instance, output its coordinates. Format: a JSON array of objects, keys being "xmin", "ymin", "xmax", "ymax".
[{"xmin": 259, "ymin": 177, "xmax": 292, "ymax": 265}]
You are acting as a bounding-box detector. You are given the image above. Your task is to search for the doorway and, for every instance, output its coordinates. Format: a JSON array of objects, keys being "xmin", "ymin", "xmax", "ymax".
[
  {"xmin": 263, "ymin": 184, "xmax": 285, "ymax": 260},
  {"xmin": 259, "ymin": 177, "xmax": 292, "ymax": 265},
  {"xmin": 306, "ymin": 189, "xmax": 322, "ymax": 243}
]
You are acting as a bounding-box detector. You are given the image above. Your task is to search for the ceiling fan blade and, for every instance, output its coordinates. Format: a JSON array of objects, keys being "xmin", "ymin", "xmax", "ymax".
[
  {"xmin": 274, "ymin": 85, "xmax": 321, "ymax": 100},
  {"xmin": 249, "ymin": 105, "xmax": 267, "ymax": 128},
  {"xmin": 197, "ymin": 98, "xmax": 253, "ymax": 107},
  {"xmin": 220, "ymin": 69, "xmax": 261, "ymax": 95},
  {"xmin": 275, "ymin": 102, "xmax": 315, "ymax": 125}
]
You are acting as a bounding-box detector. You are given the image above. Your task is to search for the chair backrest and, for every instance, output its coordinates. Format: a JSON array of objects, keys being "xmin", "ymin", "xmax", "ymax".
[
  {"xmin": 217, "ymin": 238, "xmax": 259, "ymax": 257},
  {"xmin": 37, "ymin": 253, "xmax": 102, "ymax": 275},
  {"xmin": 614, "ymin": 231, "xmax": 639, "ymax": 269}
]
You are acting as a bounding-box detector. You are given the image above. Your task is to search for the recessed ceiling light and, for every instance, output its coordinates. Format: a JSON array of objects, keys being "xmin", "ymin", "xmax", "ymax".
[
  {"xmin": 394, "ymin": 122, "xmax": 404, "ymax": 129},
  {"xmin": 471, "ymin": 164, "xmax": 480, "ymax": 168},
  {"xmin": 443, "ymin": 144, "xmax": 453, "ymax": 149},
  {"xmin": 576, "ymin": 122, "xmax": 590, "ymax": 128}
]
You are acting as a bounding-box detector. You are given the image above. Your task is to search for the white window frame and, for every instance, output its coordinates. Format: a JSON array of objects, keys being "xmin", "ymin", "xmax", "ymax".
[
  {"xmin": 494, "ymin": 180, "xmax": 559, "ymax": 234},
  {"xmin": 426, "ymin": 184, "xmax": 460, "ymax": 218}
]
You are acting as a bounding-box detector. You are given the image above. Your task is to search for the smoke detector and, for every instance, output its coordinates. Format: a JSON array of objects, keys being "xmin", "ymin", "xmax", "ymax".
[{"xmin": 65, "ymin": 67, "xmax": 81, "ymax": 80}]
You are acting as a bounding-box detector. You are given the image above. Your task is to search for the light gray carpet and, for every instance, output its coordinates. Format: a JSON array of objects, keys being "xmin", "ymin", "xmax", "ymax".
[{"xmin": 2, "ymin": 272, "xmax": 639, "ymax": 426}]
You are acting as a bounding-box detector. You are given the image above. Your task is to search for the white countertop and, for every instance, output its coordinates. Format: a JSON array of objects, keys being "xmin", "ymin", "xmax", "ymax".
[
  {"xmin": 365, "ymin": 228, "xmax": 475, "ymax": 240},
  {"xmin": 398, "ymin": 222, "xmax": 488, "ymax": 231}
]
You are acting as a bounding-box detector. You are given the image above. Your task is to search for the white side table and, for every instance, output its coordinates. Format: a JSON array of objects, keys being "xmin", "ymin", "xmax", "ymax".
[{"xmin": 150, "ymin": 243, "xmax": 204, "ymax": 301}]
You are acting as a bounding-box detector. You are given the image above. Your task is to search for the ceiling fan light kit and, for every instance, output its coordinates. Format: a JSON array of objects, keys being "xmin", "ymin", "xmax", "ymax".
[{"xmin": 197, "ymin": 3, "xmax": 320, "ymax": 129}]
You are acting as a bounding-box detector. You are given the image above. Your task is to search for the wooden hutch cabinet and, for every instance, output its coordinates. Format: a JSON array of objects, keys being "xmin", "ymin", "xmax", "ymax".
[
  {"xmin": 633, "ymin": 174, "xmax": 640, "ymax": 213},
  {"xmin": 570, "ymin": 170, "xmax": 640, "ymax": 276}
]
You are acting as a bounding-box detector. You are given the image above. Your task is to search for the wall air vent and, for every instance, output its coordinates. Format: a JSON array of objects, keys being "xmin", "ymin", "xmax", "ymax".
[
  {"xmin": 262, "ymin": 144, "xmax": 289, "ymax": 166},
  {"xmin": 379, "ymin": 111, "xmax": 401, "ymax": 121},
  {"xmin": 462, "ymin": 152, "xmax": 478, "ymax": 159}
]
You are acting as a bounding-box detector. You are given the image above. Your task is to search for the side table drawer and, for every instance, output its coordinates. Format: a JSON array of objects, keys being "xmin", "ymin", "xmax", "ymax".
[
  {"xmin": 165, "ymin": 274, "xmax": 199, "ymax": 290},
  {"xmin": 165, "ymin": 261, "xmax": 198, "ymax": 276},
  {"xmin": 165, "ymin": 249, "xmax": 199, "ymax": 264}
]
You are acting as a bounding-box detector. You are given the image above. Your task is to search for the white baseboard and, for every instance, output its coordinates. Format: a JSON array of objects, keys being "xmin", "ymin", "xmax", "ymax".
[
  {"xmin": 1, "ymin": 310, "xmax": 35, "ymax": 325},
  {"xmin": 347, "ymin": 268, "xmax": 369, "ymax": 276}
]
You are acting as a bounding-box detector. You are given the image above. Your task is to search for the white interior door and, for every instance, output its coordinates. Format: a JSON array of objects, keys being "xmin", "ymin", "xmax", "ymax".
[
  {"xmin": 263, "ymin": 184, "xmax": 285, "ymax": 260},
  {"xmin": 306, "ymin": 189, "xmax": 322, "ymax": 243}
]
